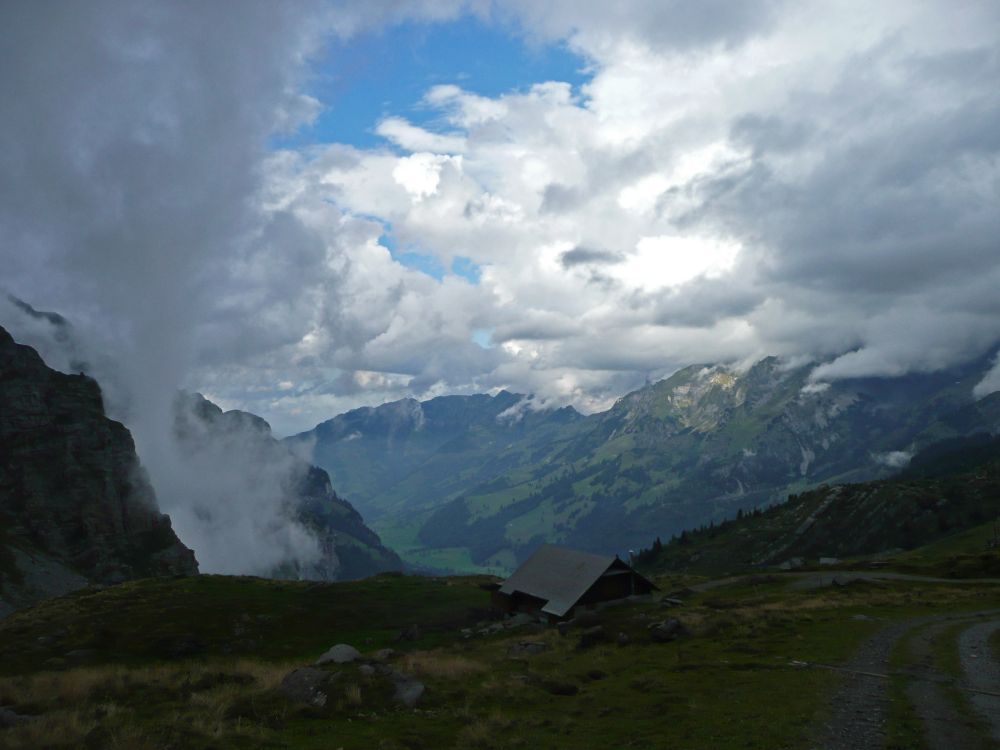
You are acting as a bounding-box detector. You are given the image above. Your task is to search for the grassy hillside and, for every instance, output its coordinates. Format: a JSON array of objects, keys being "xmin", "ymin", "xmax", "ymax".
[
  {"xmin": 2, "ymin": 566, "xmax": 998, "ymax": 748},
  {"xmin": 635, "ymin": 435, "xmax": 1000, "ymax": 577}
]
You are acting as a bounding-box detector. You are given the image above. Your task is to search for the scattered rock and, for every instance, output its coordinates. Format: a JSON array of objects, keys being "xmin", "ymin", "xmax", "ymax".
[
  {"xmin": 358, "ymin": 664, "xmax": 376, "ymax": 677},
  {"xmin": 316, "ymin": 643, "xmax": 361, "ymax": 665},
  {"xmin": 507, "ymin": 641, "xmax": 549, "ymax": 657},
  {"xmin": 370, "ymin": 648, "xmax": 398, "ymax": 662},
  {"xmin": 556, "ymin": 619, "xmax": 575, "ymax": 636},
  {"xmin": 279, "ymin": 667, "xmax": 341, "ymax": 707},
  {"xmin": 389, "ymin": 671, "xmax": 425, "ymax": 707},
  {"xmin": 779, "ymin": 557, "xmax": 805, "ymax": 571},
  {"xmin": 577, "ymin": 625, "xmax": 609, "ymax": 649},
  {"xmin": 659, "ymin": 597, "xmax": 685, "ymax": 608},
  {"xmin": 505, "ymin": 613, "xmax": 535, "ymax": 628},
  {"xmin": 616, "ymin": 632, "xmax": 631, "ymax": 646},
  {"xmin": 819, "ymin": 557, "xmax": 841, "ymax": 565},
  {"xmin": 648, "ymin": 619, "xmax": 689, "ymax": 643}
]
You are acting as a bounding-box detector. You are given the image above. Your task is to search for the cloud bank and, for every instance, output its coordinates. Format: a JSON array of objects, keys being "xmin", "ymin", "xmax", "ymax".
[{"xmin": 2, "ymin": 0, "xmax": 999, "ymax": 454}]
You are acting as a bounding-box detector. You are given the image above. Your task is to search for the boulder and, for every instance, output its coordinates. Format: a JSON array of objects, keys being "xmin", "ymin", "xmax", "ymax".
[
  {"xmin": 279, "ymin": 667, "xmax": 340, "ymax": 707},
  {"xmin": 387, "ymin": 670, "xmax": 425, "ymax": 707},
  {"xmin": 507, "ymin": 641, "xmax": 549, "ymax": 657},
  {"xmin": 315, "ymin": 643, "xmax": 360, "ymax": 665},
  {"xmin": 576, "ymin": 625, "xmax": 609, "ymax": 649},
  {"xmin": 648, "ymin": 618, "xmax": 689, "ymax": 643}
]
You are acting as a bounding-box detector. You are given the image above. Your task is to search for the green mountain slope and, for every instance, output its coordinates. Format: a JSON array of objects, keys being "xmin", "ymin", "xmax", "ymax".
[
  {"xmin": 635, "ymin": 434, "xmax": 1000, "ymax": 576},
  {"xmin": 295, "ymin": 356, "xmax": 1000, "ymax": 573}
]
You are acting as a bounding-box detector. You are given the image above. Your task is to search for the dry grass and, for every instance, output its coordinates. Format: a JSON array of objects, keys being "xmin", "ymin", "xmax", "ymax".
[
  {"xmin": 0, "ymin": 707, "xmax": 97, "ymax": 750},
  {"xmin": 0, "ymin": 657, "xmax": 301, "ymax": 749},
  {"xmin": 344, "ymin": 683, "xmax": 363, "ymax": 706},
  {"xmin": 455, "ymin": 708, "xmax": 524, "ymax": 750},
  {"xmin": 402, "ymin": 651, "xmax": 487, "ymax": 679}
]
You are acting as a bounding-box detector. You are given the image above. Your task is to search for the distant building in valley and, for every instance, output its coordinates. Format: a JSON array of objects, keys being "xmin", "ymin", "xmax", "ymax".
[{"xmin": 489, "ymin": 544, "xmax": 657, "ymax": 621}]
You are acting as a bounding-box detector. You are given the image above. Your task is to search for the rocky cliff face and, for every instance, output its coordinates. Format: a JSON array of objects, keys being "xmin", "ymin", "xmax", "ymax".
[{"xmin": 0, "ymin": 326, "xmax": 197, "ymax": 616}]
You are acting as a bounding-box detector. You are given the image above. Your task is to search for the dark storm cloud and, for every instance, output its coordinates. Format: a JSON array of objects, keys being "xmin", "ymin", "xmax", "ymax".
[
  {"xmin": 559, "ymin": 247, "xmax": 625, "ymax": 268},
  {"xmin": 650, "ymin": 278, "xmax": 764, "ymax": 328},
  {"xmin": 505, "ymin": 0, "xmax": 787, "ymax": 53},
  {"xmin": 673, "ymin": 33, "xmax": 1000, "ymax": 379}
]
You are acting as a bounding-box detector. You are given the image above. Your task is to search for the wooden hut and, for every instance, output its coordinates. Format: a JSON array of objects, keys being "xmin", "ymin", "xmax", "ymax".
[{"xmin": 491, "ymin": 544, "xmax": 657, "ymax": 621}]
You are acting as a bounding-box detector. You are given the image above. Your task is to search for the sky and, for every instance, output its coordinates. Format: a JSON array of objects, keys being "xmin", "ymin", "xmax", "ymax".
[{"xmin": 2, "ymin": 0, "xmax": 1000, "ymax": 440}]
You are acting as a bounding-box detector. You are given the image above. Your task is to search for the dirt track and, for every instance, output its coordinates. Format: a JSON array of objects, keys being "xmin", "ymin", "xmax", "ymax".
[{"xmin": 815, "ymin": 610, "xmax": 1000, "ymax": 750}]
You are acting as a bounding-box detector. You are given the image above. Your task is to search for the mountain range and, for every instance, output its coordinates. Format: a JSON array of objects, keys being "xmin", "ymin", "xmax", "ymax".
[{"xmin": 291, "ymin": 355, "xmax": 1000, "ymax": 574}]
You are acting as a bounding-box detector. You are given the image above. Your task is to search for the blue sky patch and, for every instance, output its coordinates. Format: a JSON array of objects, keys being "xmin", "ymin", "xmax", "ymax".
[
  {"xmin": 471, "ymin": 328, "xmax": 494, "ymax": 349},
  {"xmin": 288, "ymin": 15, "xmax": 589, "ymax": 149},
  {"xmin": 452, "ymin": 255, "xmax": 482, "ymax": 283}
]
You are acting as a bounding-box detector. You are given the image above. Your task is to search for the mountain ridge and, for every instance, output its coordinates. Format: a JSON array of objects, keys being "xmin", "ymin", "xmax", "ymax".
[
  {"xmin": 0, "ymin": 325, "xmax": 197, "ymax": 616},
  {"xmin": 294, "ymin": 353, "xmax": 1000, "ymax": 573}
]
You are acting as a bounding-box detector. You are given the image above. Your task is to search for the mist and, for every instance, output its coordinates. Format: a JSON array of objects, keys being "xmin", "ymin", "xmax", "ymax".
[{"xmin": 0, "ymin": 2, "xmax": 336, "ymax": 574}]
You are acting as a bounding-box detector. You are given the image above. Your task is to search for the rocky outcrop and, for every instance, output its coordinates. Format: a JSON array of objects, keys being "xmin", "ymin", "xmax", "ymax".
[{"xmin": 0, "ymin": 325, "xmax": 197, "ymax": 615}]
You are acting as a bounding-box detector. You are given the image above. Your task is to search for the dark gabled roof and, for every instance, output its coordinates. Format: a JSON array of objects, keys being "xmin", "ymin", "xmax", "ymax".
[{"xmin": 498, "ymin": 544, "xmax": 624, "ymax": 617}]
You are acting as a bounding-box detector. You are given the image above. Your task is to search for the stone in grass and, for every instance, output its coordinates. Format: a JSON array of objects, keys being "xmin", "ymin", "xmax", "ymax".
[
  {"xmin": 504, "ymin": 612, "xmax": 536, "ymax": 628},
  {"xmin": 384, "ymin": 668, "xmax": 425, "ymax": 707},
  {"xmin": 507, "ymin": 641, "xmax": 549, "ymax": 657},
  {"xmin": 316, "ymin": 643, "xmax": 361, "ymax": 665},
  {"xmin": 279, "ymin": 667, "xmax": 342, "ymax": 707},
  {"xmin": 648, "ymin": 619, "xmax": 689, "ymax": 643},
  {"xmin": 576, "ymin": 625, "xmax": 609, "ymax": 649}
]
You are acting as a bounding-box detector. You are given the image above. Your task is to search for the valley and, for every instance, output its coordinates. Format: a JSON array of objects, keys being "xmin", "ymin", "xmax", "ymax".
[{"xmin": 293, "ymin": 358, "xmax": 1000, "ymax": 574}]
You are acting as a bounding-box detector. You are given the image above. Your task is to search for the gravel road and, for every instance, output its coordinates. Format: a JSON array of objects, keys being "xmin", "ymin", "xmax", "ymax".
[
  {"xmin": 959, "ymin": 620, "xmax": 1000, "ymax": 743},
  {"xmin": 815, "ymin": 611, "xmax": 1000, "ymax": 750}
]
